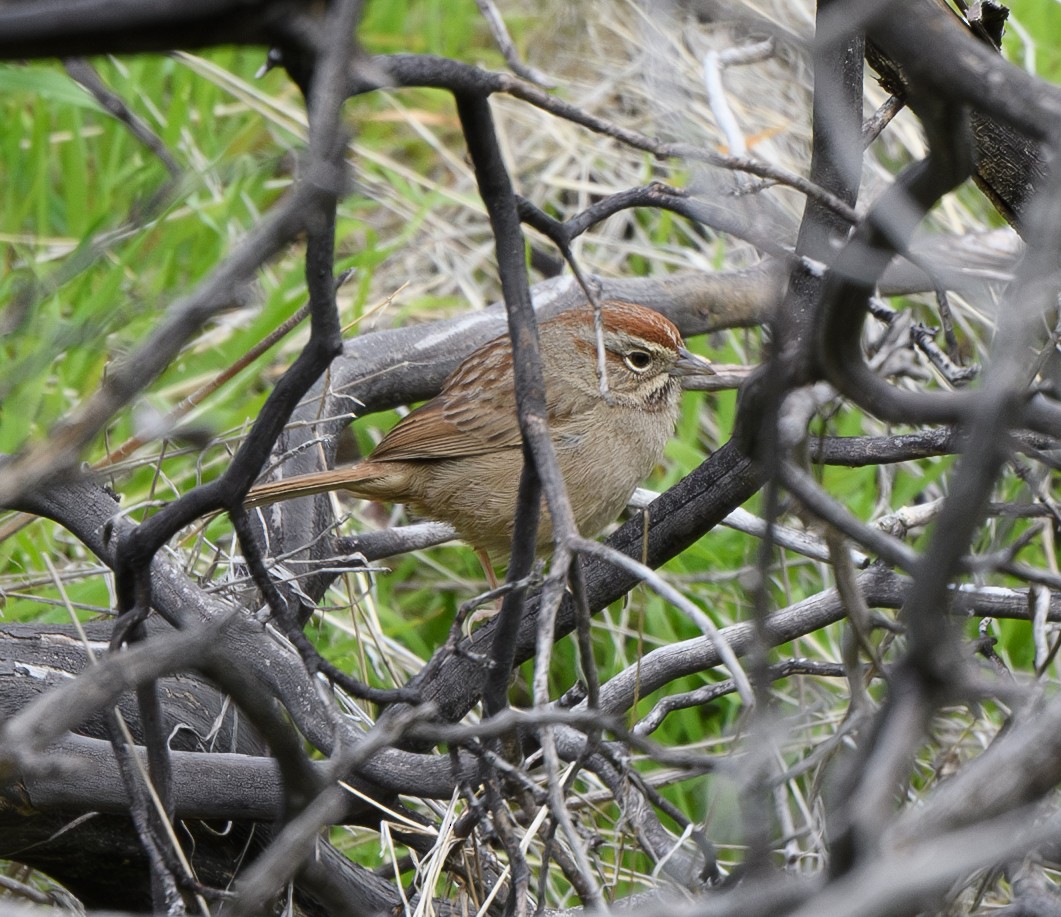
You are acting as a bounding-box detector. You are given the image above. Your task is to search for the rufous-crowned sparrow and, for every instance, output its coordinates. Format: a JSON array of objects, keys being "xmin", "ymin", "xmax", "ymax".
[{"xmin": 246, "ymin": 300, "xmax": 711, "ymax": 558}]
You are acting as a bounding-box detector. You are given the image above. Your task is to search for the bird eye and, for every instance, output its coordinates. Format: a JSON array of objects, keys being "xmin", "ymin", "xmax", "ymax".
[{"xmin": 623, "ymin": 350, "xmax": 653, "ymax": 372}]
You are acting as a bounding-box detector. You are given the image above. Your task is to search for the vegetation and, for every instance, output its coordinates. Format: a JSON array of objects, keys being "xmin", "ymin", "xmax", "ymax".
[{"xmin": 2, "ymin": 1, "xmax": 1061, "ymax": 914}]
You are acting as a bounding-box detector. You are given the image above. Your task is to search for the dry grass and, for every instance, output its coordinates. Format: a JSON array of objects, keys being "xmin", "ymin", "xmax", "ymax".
[{"xmin": 3, "ymin": 0, "xmax": 1050, "ymax": 911}]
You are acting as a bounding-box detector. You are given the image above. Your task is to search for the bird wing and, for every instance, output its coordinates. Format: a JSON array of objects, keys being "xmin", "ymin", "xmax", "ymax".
[
  {"xmin": 369, "ymin": 335, "xmax": 523, "ymax": 462},
  {"xmin": 368, "ymin": 335, "xmax": 578, "ymax": 463},
  {"xmin": 369, "ymin": 392, "xmax": 523, "ymax": 461}
]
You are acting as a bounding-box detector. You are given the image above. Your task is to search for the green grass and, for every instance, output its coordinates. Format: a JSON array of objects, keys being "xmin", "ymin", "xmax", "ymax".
[
  {"xmin": 4, "ymin": 2, "xmax": 1056, "ymax": 909},
  {"xmin": 1006, "ymin": 0, "xmax": 1061, "ymax": 79},
  {"xmin": 0, "ymin": 50, "xmax": 306, "ymax": 621}
]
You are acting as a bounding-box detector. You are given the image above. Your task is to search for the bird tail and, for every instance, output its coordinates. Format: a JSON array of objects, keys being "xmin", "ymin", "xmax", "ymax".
[{"xmin": 244, "ymin": 465, "xmax": 380, "ymax": 508}]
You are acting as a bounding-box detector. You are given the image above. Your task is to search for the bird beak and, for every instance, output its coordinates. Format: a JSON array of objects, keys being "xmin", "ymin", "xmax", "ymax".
[{"xmin": 670, "ymin": 347, "xmax": 715, "ymax": 381}]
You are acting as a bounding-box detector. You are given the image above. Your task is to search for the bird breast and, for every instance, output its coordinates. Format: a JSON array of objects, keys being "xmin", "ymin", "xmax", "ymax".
[{"xmin": 408, "ymin": 377, "xmax": 680, "ymax": 556}]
